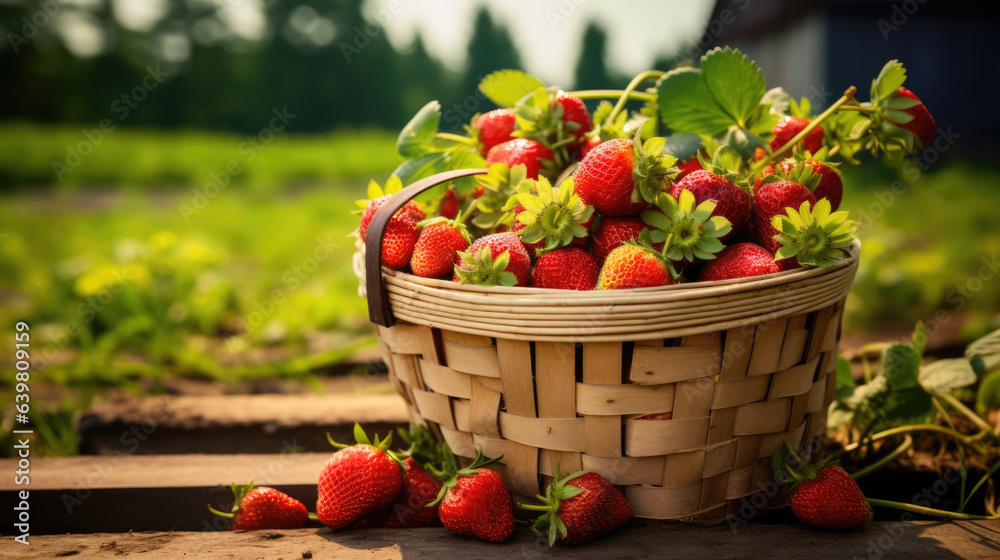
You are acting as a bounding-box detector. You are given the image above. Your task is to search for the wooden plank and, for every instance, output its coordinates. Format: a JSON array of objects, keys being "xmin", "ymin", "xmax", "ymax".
[
  {"xmin": 14, "ymin": 522, "xmax": 1000, "ymax": 559},
  {"xmin": 582, "ymin": 342, "xmax": 623, "ymax": 457}
]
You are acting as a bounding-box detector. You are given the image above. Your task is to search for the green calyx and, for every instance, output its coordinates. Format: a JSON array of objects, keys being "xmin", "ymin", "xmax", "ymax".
[
  {"xmin": 327, "ymin": 422, "xmax": 407, "ymax": 469},
  {"xmin": 417, "ymin": 216, "xmax": 472, "ymax": 243},
  {"xmin": 630, "ymin": 125, "xmax": 678, "ymax": 204},
  {"xmin": 771, "ymin": 198, "xmax": 859, "ymax": 267},
  {"xmin": 518, "ymin": 468, "xmax": 587, "ymax": 546},
  {"xmin": 454, "ymin": 246, "xmax": 518, "ymax": 287},
  {"xmin": 696, "ymin": 144, "xmax": 752, "ymax": 194},
  {"xmin": 502, "ymin": 176, "xmax": 594, "ymax": 255},
  {"xmin": 772, "ymin": 440, "xmax": 836, "ymax": 495},
  {"xmin": 396, "ymin": 424, "xmax": 445, "ymax": 467},
  {"xmin": 207, "ymin": 480, "xmax": 255, "ymax": 520},
  {"xmin": 641, "ymin": 189, "xmax": 732, "ymax": 264},
  {"xmin": 758, "ymin": 159, "xmax": 822, "ymax": 192},
  {"xmin": 513, "ymin": 88, "xmax": 579, "ymax": 167},
  {"xmin": 471, "ymin": 163, "xmax": 527, "ymax": 230},
  {"xmin": 425, "ymin": 445, "xmax": 502, "ymax": 508}
]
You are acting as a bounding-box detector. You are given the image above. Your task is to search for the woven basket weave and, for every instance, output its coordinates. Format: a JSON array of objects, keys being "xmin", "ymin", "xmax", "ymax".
[{"xmin": 364, "ymin": 169, "xmax": 860, "ymax": 524}]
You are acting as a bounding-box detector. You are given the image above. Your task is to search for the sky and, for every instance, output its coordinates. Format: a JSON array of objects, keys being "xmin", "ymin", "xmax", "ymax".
[{"xmin": 363, "ymin": 0, "xmax": 717, "ymax": 87}]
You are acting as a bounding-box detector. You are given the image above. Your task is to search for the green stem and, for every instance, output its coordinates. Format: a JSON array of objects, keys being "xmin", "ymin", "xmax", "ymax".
[
  {"xmin": 754, "ymin": 86, "xmax": 858, "ymax": 173},
  {"xmin": 938, "ymin": 393, "xmax": 994, "ymax": 433},
  {"xmin": 516, "ymin": 503, "xmax": 551, "ymax": 512},
  {"xmin": 603, "ymin": 70, "xmax": 666, "ymax": 127},
  {"xmin": 867, "ymin": 498, "xmax": 1000, "ymax": 520},
  {"xmin": 308, "ymin": 512, "xmax": 319, "ymax": 521},
  {"xmin": 841, "ymin": 424, "xmax": 990, "ymax": 453},
  {"xmin": 565, "ymin": 89, "xmax": 657, "ymax": 102},
  {"xmin": 207, "ymin": 504, "xmax": 234, "ymax": 519},
  {"xmin": 457, "ymin": 198, "xmax": 480, "ymax": 226},
  {"xmin": 850, "ymin": 434, "xmax": 913, "ymax": 481},
  {"xmin": 437, "ymin": 132, "xmax": 476, "ymax": 145}
]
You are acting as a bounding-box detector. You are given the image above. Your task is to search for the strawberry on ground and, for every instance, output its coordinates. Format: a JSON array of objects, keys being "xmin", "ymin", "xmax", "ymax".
[
  {"xmin": 410, "ymin": 218, "xmax": 471, "ymax": 279},
  {"xmin": 697, "ymin": 242, "xmax": 797, "ymax": 282},
  {"xmin": 453, "ymin": 232, "xmax": 531, "ymax": 287},
  {"xmin": 518, "ymin": 471, "xmax": 633, "ymax": 546},
  {"xmin": 486, "ymin": 138, "xmax": 554, "ymax": 180},
  {"xmin": 354, "ymin": 457, "xmax": 442, "ymax": 529},
  {"xmin": 530, "ymin": 248, "xmax": 599, "ymax": 290},
  {"xmin": 474, "ymin": 109, "xmax": 517, "ymax": 156},
  {"xmin": 427, "ymin": 447, "xmax": 515, "ymax": 543},
  {"xmin": 596, "ymin": 244, "xmax": 672, "ymax": 290},
  {"xmin": 573, "ymin": 134, "xmax": 677, "ymax": 216},
  {"xmin": 885, "ymin": 87, "xmax": 935, "ymax": 148},
  {"xmin": 209, "ymin": 482, "xmax": 309, "ymax": 531},
  {"xmin": 317, "ymin": 424, "xmax": 405, "ymax": 530},
  {"xmin": 669, "ymin": 169, "xmax": 750, "ymax": 241},
  {"xmin": 754, "ymin": 159, "xmax": 843, "ymax": 211},
  {"xmin": 775, "ymin": 442, "xmax": 872, "ymax": 530},
  {"xmin": 752, "ymin": 180, "xmax": 817, "ymax": 254},
  {"xmin": 770, "ymin": 116, "xmax": 824, "ymax": 157}
]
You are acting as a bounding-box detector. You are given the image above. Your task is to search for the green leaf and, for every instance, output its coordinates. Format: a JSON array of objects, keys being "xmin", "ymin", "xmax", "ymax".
[
  {"xmin": 965, "ymin": 328, "xmax": 1000, "ymax": 375},
  {"xmin": 700, "ymin": 47, "xmax": 766, "ymax": 127},
  {"xmin": 919, "ymin": 359, "xmax": 978, "ymax": 394},
  {"xmin": 977, "ymin": 370, "xmax": 1000, "ymax": 415},
  {"xmin": 881, "ymin": 344, "xmax": 921, "ymax": 390},
  {"xmin": 392, "ymin": 152, "xmax": 448, "ymax": 185},
  {"xmin": 871, "ymin": 60, "xmax": 907, "ymax": 104},
  {"xmin": 657, "ymin": 67, "xmax": 734, "ymax": 136},
  {"xmin": 882, "ymin": 385, "xmax": 934, "ymax": 422},
  {"xmin": 396, "ymin": 101, "xmax": 442, "ymax": 158},
  {"xmin": 835, "ymin": 356, "xmax": 856, "ymax": 399},
  {"xmin": 719, "ymin": 125, "xmax": 767, "ymax": 160},
  {"xmin": 479, "ymin": 70, "xmax": 546, "ymax": 108},
  {"xmin": 762, "ymin": 87, "xmax": 793, "ymax": 116}
]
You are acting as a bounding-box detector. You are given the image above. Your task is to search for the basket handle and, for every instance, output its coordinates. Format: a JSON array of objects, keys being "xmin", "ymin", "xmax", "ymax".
[{"xmin": 366, "ymin": 168, "xmax": 489, "ymax": 327}]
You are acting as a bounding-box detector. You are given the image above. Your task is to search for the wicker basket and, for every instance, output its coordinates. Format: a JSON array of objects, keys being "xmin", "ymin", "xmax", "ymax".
[{"xmin": 363, "ymin": 169, "xmax": 860, "ymax": 524}]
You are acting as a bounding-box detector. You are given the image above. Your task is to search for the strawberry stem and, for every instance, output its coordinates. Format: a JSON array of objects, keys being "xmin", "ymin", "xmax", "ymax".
[
  {"xmin": 207, "ymin": 504, "xmax": 235, "ymax": 519},
  {"xmin": 849, "ymin": 434, "xmax": 913, "ymax": 481},
  {"xmin": 516, "ymin": 503, "xmax": 552, "ymax": 512},
  {"xmin": 754, "ymin": 86, "xmax": 858, "ymax": 173},
  {"xmin": 436, "ymin": 132, "xmax": 477, "ymax": 145},
  {"xmin": 866, "ymin": 498, "xmax": 1000, "ymax": 521},
  {"xmin": 456, "ymin": 198, "xmax": 480, "ymax": 225},
  {"xmin": 603, "ymin": 70, "xmax": 666, "ymax": 127},
  {"xmin": 937, "ymin": 393, "xmax": 994, "ymax": 433},
  {"xmin": 564, "ymin": 89, "xmax": 657, "ymax": 103},
  {"xmin": 307, "ymin": 512, "xmax": 319, "ymax": 521},
  {"xmin": 841, "ymin": 424, "xmax": 994, "ymax": 454}
]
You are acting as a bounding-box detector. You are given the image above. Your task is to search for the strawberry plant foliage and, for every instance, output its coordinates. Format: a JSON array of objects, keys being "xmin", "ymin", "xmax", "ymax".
[{"xmin": 479, "ymin": 69, "xmax": 546, "ymax": 108}]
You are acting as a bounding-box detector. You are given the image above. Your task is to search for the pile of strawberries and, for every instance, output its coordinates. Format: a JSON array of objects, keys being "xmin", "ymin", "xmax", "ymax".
[{"xmin": 357, "ymin": 52, "xmax": 935, "ymax": 291}]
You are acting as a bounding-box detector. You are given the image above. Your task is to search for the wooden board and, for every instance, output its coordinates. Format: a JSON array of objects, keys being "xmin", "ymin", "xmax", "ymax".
[{"xmin": 10, "ymin": 522, "xmax": 999, "ymax": 559}]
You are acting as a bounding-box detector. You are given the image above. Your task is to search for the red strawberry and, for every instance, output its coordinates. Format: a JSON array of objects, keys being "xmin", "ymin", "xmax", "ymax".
[
  {"xmin": 486, "ymin": 139, "xmax": 554, "ymax": 180},
  {"xmin": 697, "ymin": 242, "xmax": 797, "ymax": 282},
  {"xmin": 574, "ymin": 136, "xmax": 675, "ymax": 216},
  {"xmin": 637, "ymin": 413, "xmax": 672, "ymax": 420},
  {"xmin": 553, "ymin": 92, "xmax": 594, "ymax": 146},
  {"xmin": 752, "ymin": 180, "xmax": 817, "ymax": 254},
  {"xmin": 790, "ymin": 465, "xmax": 872, "ymax": 530},
  {"xmin": 209, "ymin": 482, "xmax": 309, "ymax": 531},
  {"xmin": 474, "ymin": 109, "xmax": 517, "ymax": 156},
  {"xmin": 520, "ymin": 471, "xmax": 633, "ymax": 546},
  {"xmin": 576, "ymin": 135, "xmax": 602, "ymax": 160},
  {"xmin": 675, "ymin": 155, "xmax": 704, "ymax": 181},
  {"xmin": 317, "ymin": 425, "xmax": 405, "ymax": 530},
  {"xmin": 438, "ymin": 188, "xmax": 460, "ymax": 219},
  {"xmin": 670, "ymin": 170, "xmax": 750, "ymax": 241},
  {"xmin": 509, "ymin": 203, "xmax": 542, "ymax": 257},
  {"xmin": 428, "ymin": 448, "xmax": 514, "ymax": 543},
  {"xmin": 410, "ymin": 218, "xmax": 471, "ymax": 279},
  {"xmin": 596, "ymin": 244, "xmax": 672, "ymax": 290},
  {"xmin": 453, "ymin": 232, "xmax": 531, "ymax": 287},
  {"xmin": 591, "ymin": 216, "xmax": 652, "ymax": 264},
  {"xmin": 382, "ymin": 216, "xmax": 420, "ymax": 271},
  {"xmin": 770, "ymin": 116, "xmax": 824, "ymax": 156},
  {"xmin": 530, "ymin": 248, "xmax": 599, "ymax": 290},
  {"xmin": 886, "ymin": 87, "xmax": 935, "ymax": 148},
  {"xmin": 359, "ymin": 194, "xmax": 423, "ymax": 241},
  {"xmin": 755, "ymin": 160, "xmax": 843, "ymax": 211},
  {"xmin": 355, "ymin": 457, "xmax": 443, "ymax": 529}
]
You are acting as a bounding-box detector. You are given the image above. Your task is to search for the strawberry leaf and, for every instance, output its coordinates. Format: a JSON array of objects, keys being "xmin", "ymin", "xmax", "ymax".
[
  {"xmin": 835, "ymin": 356, "xmax": 856, "ymax": 399},
  {"xmin": 762, "ymin": 87, "xmax": 794, "ymax": 117},
  {"xmin": 871, "ymin": 60, "xmax": 907, "ymax": 104},
  {"xmin": 700, "ymin": 47, "xmax": 766, "ymax": 128},
  {"xmin": 397, "ymin": 101, "xmax": 441, "ymax": 158},
  {"xmin": 719, "ymin": 125, "xmax": 767, "ymax": 161},
  {"xmin": 479, "ymin": 69, "xmax": 546, "ymax": 108},
  {"xmin": 656, "ymin": 67, "xmax": 733, "ymax": 136},
  {"xmin": 918, "ymin": 359, "xmax": 978, "ymax": 395}
]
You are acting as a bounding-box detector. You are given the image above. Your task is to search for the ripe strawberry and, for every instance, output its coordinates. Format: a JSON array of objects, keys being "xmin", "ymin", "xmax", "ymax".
[
  {"xmin": 754, "ymin": 159, "xmax": 843, "ymax": 211},
  {"xmin": 670, "ymin": 170, "xmax": 750, "ymax": 241},
  {"xmin": 382, "ymin": 216, "xmax": 420, "ymax": 271},
  {"xmin": 509, "ymin": 202, "xmax": 542, "ymax": 256},
  {"xmin": 530, "ymin": 248, "xmax": 599, "ymax": 290},
  {"xmin": 553, "ymin": 92, "xmax": 594, "ymax": 146},
  {"xmin": 428, "ymin": 448, "xmax": 514, "ymax": 543},
  {"xmin": 591, "ymin": 216, "xmax": 651, "ymax": 264},
  {"xmin": 474, "ymin": 109, "xmax": 517, "ymax": 156},
  {"xmin": 454, "ymin": 232, "xmax": 531, "ymax": 287},
  {"xmin": 789, "ymin": 465, "xmax": 872, "ymax": 530},
  {"xmin": 596, "ymin": 244, "xmax": 672, "ymax": 290},
  {"xmin": 697, "ymin": 242, "xmax": 797, "ymax": 282},
  {"xmin": 520, "ymin": 471, "xmax": 633, "ymax": 546},
  {"xmin": 770, "ymin": 116, "xmax": 824, "ymax": 157},
  {"xmin": 438, "ymin": 188, "xmax": 460, "ymax": 219},
  {"xmin": 574, "ymin": 136, "xmax": 676, "ymax": 216},
  {"xmin": 410, "ymin": 218, "xmax": 471, "ymax": 279},
  {"xmin": 885, "ymin": 87, "xmax": 935, "ymax": 148},
  {"xmin": 674, "ymin": 155, "xmax": 704, "ymax": 181},
  {"xmin": 752, "ymin": 180, "xmax": 817, "ymax": 254},
  {"xmin": 486, "ymin": 138, "xmax": 554, "ymax": 180},
  {"xmin": 355, "ymin": 457, "xmax": 442, "ymax": 529},
  {"xmin": 317, "ymin": 424, "xmax": 405, "ymax": 530},
  {"xmin": 209, "ymin": 482, "xmax": 309, "ymax": 531},
  {"xmin": 575, "ymin": 135, "xmax": 602, "ymax": 160},
  {"xmin": 358, "ymin": 194, "xmax": 423, "ymax": 241}
]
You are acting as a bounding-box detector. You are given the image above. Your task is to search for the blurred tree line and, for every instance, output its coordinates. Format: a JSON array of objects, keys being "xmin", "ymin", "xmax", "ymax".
[{"xmin": 0, "ymin": 0, "xmax": 633, "ymax": 135}]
